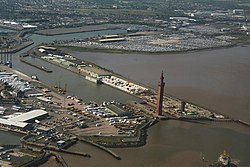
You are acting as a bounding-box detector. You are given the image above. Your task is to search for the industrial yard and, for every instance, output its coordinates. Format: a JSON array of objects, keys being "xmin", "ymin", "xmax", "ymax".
[{"xmin": 0, "ymin": 63, "xmax": 155, "ymax": 165}]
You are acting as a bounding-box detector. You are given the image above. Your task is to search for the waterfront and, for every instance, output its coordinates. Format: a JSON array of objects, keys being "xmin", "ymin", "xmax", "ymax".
[{"xmin": 0, "ymin": 28, "xmax": 249, "ymax": 166}]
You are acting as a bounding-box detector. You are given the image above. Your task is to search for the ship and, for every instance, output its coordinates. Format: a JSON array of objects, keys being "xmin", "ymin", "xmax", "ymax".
[
  {"xmin": 218, "ymin": 150, "xmax": 231, "ymax": 166},
  {"xmin": 85, "ymin": 75, "xmax": 103, "ymax": 84},
  {"xmin": 209, "ymin": 150, "xmax": 238, "ymax": 167}
]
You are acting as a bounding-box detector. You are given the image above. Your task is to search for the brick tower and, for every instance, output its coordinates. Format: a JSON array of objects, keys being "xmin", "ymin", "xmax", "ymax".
[{"xmin": 155, "ymin": 71, "xmax": 165, "ymax": 116}]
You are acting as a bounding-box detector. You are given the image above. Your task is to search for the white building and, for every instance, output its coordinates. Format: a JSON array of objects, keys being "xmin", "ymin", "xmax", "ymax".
[
  {"xmin": 0, "ymin": 118, "xmax": 30, "ymax": 130},
  {"xmin": 8, "ymin": 109, "xmax": 48, "ymax": 123}
]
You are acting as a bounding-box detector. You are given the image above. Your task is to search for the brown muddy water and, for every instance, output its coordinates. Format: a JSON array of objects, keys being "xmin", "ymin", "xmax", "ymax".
[{"xmin": 72, "ymin": 45, "xmax": 250, "ymax": 123}]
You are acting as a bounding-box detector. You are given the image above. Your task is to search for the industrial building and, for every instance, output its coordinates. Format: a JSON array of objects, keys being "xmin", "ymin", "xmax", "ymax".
[
  {"xmin": 106, "ymin": 104, "xmax": 131, "ymax": 117},
  {"xmin": 0, "ymin": 118, "xmax": 31, "ymax": 130},
  {"xmin": 38, "ymin": 46, "xmax": 57, "ymax": 51},
  {"xmin": 8, "ymin": 109, "xmax": 48, "ymax": 123},
  {"xmin": 36, "ymin": 126, "xmax": 52, "ymax": 134},
  {"xmin": 98, "ymin": 38, "xmax": 126, "ymax": 43}
]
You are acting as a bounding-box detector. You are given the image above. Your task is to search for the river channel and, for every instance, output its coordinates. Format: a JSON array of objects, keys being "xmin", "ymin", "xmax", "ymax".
[{"xmin": 0, "ymin": 28, "xmax": 249, "ymax": 166}]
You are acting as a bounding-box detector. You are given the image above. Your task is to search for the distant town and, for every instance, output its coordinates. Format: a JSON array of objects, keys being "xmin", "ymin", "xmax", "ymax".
[
  {"xmin": 0, "ymin": 0, "xmax": 249, "ymax": 53},
  {"xmin": 0, "ymin": 0, "xmax": 249, "ymax": 166}
]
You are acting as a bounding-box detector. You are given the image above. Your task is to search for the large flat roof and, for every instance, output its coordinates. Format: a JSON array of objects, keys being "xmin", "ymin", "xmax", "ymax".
[
  {"xmin": 99, "ymin": 38, "xmax": 126, "ymax": 43},
  {"xmin": 8, "ymin": 109, "xmax": 48, "ymax": 122},
  {"xmin": 39, "ymin": 46, "xmax": 57, "ymax": 50},
  {"xmin": 0, "ymin": 118, "xmax": 28, "ymax": 128}
]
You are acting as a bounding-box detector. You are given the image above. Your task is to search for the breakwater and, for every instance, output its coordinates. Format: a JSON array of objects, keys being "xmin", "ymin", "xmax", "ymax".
[
  {"xmin": 43, "ymin": 147, "xmax": 91, "ymax": 158},
  {"xmin": 58, "ymin": 149, "xmax": 91, "ymax": 158},
  {"xmin": 209, "ymin": 118, "xmax": 250, "ymax": 127},
  {"xmin": 79, "ymin": 138, "xmax": 121, "ymax": 160},
  {"xmin": 22, "ymin": 153, "xmax": 51, "ymax": 167},
  {"xmin": 53, "ymin": 153, "xmax": 68, "ymax": 167}
]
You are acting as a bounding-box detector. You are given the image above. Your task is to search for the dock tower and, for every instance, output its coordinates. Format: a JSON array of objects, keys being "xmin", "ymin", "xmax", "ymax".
[
  {"xmin": 180, "ymin": 101, "xmax": 186, "ymax": 111},
  {"xmin": 155, "ymin": 71, "xmax": 165, "ymax": 116}
]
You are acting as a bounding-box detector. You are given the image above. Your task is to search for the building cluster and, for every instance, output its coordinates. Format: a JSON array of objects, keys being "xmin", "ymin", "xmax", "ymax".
[
  {"xmin": 0, "ymin": 20, "xmax": 37, "ymax": 30},
  {"xmin": 0, "ymin": 109, "xmax": 48, "ymax": 131},
  {"xmin": 0, "ymin": 67, "xmax": 80, "ymax": 150},
  {"xmin": 0, "ymin": 71, "xmax": 31, "ymax": 98},
  {"xmin": 0, "ymin": 70, "xmax": 51, "ymax": 132},
  {"xmin": 1, "ymin": 0, "xmax": 248, "ymax": 36},
  {"xmin": 0, "ymin": 64, "xmax": 153, "ymax": 149}
]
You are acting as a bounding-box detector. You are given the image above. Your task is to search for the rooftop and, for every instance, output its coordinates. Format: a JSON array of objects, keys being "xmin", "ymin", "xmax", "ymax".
[
  {"xmin": 99, "ymin": 38, "xmax": 126, "ymax": 43},
  {"xmin": 106, "ymin": 104, "xmax": 130, "ymax": 116},
  {"xmin": 0, "ymin": 118, "xmax": 29, "ymax": 128},
  {"xmin": 8, "ymin": 109, "xmax": 48, "ymax": 122}
]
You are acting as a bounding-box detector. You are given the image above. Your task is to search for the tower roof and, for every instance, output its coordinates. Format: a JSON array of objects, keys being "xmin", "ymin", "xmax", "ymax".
[{"xmin": 160, "ymin": 71, "xmax": 164, "ymax": 83}]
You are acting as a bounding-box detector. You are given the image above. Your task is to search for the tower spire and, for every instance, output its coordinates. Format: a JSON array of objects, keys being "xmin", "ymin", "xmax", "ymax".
[{"xmin": 155, "ymin": 71, "xmax": 165, "ymax": 116}]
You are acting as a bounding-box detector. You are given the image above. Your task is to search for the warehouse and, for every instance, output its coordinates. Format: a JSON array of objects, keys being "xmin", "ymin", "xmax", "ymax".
[
  {"xmin": 8, "ymin": 109, "xmax": 48, "ymax": 123},
  {"xmin": 0, "ymin": 118, "xmax": 31, "ymax": 130},
  {"xmin": 106, "ymin": 104, "xmax": 131, "ymax": 117},
  {"xmin": 99, "ymin": 38, "xmax": 126, "ymax": 43}
]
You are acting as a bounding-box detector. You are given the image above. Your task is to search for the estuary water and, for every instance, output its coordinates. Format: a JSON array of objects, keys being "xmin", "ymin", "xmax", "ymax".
[
  {"xmin": 72, "ymin": 46, "xmax": 250, "ymax": 123},
  {"xmin": 0, "ymin": 28, "xmax": 249, "ymax": 166}
]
